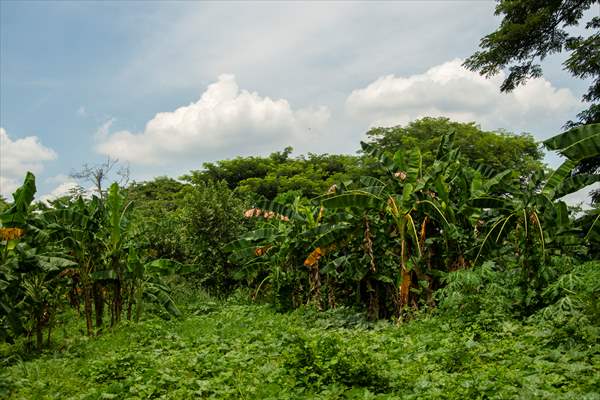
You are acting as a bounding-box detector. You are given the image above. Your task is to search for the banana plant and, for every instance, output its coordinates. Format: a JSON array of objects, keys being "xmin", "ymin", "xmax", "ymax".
[
  {"xmin": 124, "ymin": 247, "xmax": 181, "ymax": 322},
  {"xmin": 321, "ymin": 142, "xmax": 454, "ymax": 314},
  {"xmin": 0, "ymin": 173, "xmax": 76, "ymax": 348},
  {"xmin": 97, "ymin": 183, "xmax": 133, "ymax": 326},
  {"xmin": 47, "ymin": 195, "xmax": 106, "ymax": 336},
  {"xmin": 470, "ymin": 124, "xmax": 600, "ymax": 289}
]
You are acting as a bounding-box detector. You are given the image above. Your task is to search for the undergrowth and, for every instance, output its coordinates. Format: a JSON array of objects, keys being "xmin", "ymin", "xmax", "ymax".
[{"xmin": 1, "ymin": 262, "xmax": 598, "ymax": 399}]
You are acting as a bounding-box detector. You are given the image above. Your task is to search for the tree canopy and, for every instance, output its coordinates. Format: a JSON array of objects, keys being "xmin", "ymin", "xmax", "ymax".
[
  {"xmin": 464, "ymin": 0, "xmax": 599, "ymax": 201},
  {"xmin": 363, "ymin": 117, "xmax": 544, "ymax": 177},
  {"xmin": 464, "ymin": 0, "xmax": 599, "ymax": 125}
]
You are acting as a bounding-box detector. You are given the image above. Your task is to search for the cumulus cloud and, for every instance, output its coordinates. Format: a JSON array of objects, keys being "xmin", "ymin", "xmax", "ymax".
[
  {"xmin": 96, "ymin": 75, "xmax": 330, "ymax": 165},
  {"xmin": 0, "ymin": 128, "xmax": 57, "ymax": 198},
  {"xmin": 38, "ymin": 179, "xmax": 81, "ymax": 204},
  {"xmin": 346, "ymin": 59, "xmax": 582, "ymax": 136}
]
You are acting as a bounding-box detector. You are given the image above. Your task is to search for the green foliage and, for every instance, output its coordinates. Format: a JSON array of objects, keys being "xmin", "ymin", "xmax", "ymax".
[
  {"xmin": 0, "ymin": 173, "xmax": 75, "ymax": 348},
  {"xmin": 178, "ymin": 180, "xmax": 253, "ymax": 292},
  {"xmin": 1, "ymin": 268, "xmax": 598, "ymax": 399},
  {"xmin": 364, "ymin": 117, "xmax": 544, "ymax": 178},
  {"xmin": 464, "ymin": 0, "xmax": 599, "ymax": 125},
  {"xmin": 184, "ymin": 148, "xmax": 362, "ymax": 200},
  {"xmin": 1, "ymin": 117, "xmax": 599, "ymax": 399},
  {"xmin": 126, "ymin": 177, "xmax": 188, "ymax": 261},
  {"xmin": 467, "ymin": 1, "xmax": 600, "ymax": 201}
]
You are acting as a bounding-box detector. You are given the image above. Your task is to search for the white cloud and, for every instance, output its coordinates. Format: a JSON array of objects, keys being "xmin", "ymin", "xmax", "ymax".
[
  {"xmin": 38, "ymin": 179, "xmax": 81, "ymax": 204},
  {"xmin": 96, "ymin": 74, "xmax": 330, "ymax": 165},
  {"xmin": 0, "ymin": 128, "xmax": 57, "ymax": 199},
  {"xmin": 346, "ymin": 59, "xmax": 582, "ymax": 138},
  {"xmin": 77, "ymin": 106, "xmax": 87, "ymax": 117}
]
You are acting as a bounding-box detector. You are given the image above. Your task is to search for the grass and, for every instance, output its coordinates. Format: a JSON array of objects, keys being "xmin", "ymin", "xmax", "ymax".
[{"xmin": 1, "ymin": 284, "xmax": 599, "ymax": 399}]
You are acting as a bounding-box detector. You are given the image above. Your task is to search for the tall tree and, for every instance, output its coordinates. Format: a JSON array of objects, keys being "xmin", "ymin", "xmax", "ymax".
[
  {"xmin": 464, "ymin": 0, "xmax": 599, "ymax": 125},
  {"xmin": 465, "ymin": 0, "xmax": 599, "ymax": 201},
  {"xmin": 364, "ymin": 117, "xmax": 544, "ymax": 178}
]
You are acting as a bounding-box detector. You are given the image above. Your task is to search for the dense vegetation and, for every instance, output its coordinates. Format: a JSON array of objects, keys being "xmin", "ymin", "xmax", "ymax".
[{"xmin": 1, "ymin": 117, "xmax": 599, "ymax": 398}]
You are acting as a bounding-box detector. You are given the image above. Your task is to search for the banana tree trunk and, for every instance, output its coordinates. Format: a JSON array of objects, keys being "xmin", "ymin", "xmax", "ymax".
[
  {"xmin": 399, "ymin": 236, "xmax": 411, "ymax": 310},
  {"xmin": 127, "ymin": 285, "xmax": 134, "ymax": 321},
  {"xmin": 35, "ymin": 315, "xmax": 44, "ymax": 350},
  {"xmin": 135, "ymin": 283, "xmax": 144, "ymax": 322},
  {"xmin": 113, "ymin": 278, "xmax": 122, "ymax": 325},
  {"xmin": 93, "ymin": 282, "xmax": 104, "ymax": 331},
  {"xmin": 83, "ymin": 282, "xmax": 94, "ymax": 336}
]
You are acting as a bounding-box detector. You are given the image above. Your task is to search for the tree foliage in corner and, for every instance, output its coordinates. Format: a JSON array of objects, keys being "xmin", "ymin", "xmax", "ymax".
[
  {"xmin": 465, "ymin": 0, "xmax": 600, "ymax": 201},
  {"xmin": 464, "ymin": 0, "xmax": 598, "ymax": 124}
]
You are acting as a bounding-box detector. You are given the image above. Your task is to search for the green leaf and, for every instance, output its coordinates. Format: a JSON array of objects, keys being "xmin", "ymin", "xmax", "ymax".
[
  {"xmin": 91, "ymin": 270, "xmax": 118, "ymax": 280},
  {"xmin": 469, "ymin": 197, "xmax": 509, "ymax": 209},
  {"xmin": 37, "ymin": 256, "xmax": 77, "ymax": 272},
  {"xmin": 543, "ymin": 123, "xmax": 600, "ymax": 150},
  {"xmin": 542, "ymin": 160, "xmax": 576, "ymax": 197},
  {"xmin": 553, "ymin": 174, "xmax": 600, "ymax": 200},
  {"xmin": 322, "ymin": 192, "xmax": 379, "ymax": 209},
  {"xmin": 310, "ymin": 223, "xmax": 351, "ymax": 248},
  {"xmin": 145, "ymin": 259, "xmax": 183, "ymax": 275},
  {"xmin": 0, "ymin": 172, "xmax": 36, "ymax": 227},
  {"xmin": 549, "ymin": 125, "xmax": 600, "ymax": 161},
  {"xmin": 435, "ymin": 130, "xmax": 457, "ymax": 161}
]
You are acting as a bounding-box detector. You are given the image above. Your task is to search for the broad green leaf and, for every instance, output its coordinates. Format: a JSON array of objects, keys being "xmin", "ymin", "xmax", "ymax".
[
  {"xmin": 553, "ymin": 174, "xmax": 600, "ymax": 199},
  {"xmin": 310, "ymin": 223, "xmax": 351, "ymax": 248},
  {"xmin": 322, "ymin": 192, "xmax": 379, "ymax": 209},
  {"xmin": 91, "ymin": 270, "xmax": 118, "ymax": 280},
  {"xmin": 0, "ymin": 172, "xmax": 36, "ymax": 227},
  {"xmin": 485, "ymin": 169, "xmax": 512, "ymax": 191},
  {"xmin": 543, "ymin": 123, "xmax": 600, "ymax": 150},
  {"xmin": 435, "ymin": 130, "xmax": 456, "ymax": 160},
  {"xmin": 145, "ymin": 259, "xmax": 183, "ymax": 275},
  {"xmin": 556, "ymin": 130, "xmax": 600, "ymax": 161},
  {"xmin": 469, "ymin": 197, "xmax": 509, "ymax": 209},
  {"xmin": 542, "ymin": 160, "xmax": 576, "ymax": 196},
  {"xmin": 37, "ymin": 256, "xmax": 77, "ymax": 271}
]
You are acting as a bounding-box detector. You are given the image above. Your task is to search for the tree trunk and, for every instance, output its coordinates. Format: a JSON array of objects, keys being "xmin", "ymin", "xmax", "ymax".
[
  {"xmin": 112, "ymin": 279, "xmax": 122, "ymax": 326},
  {"xmin": 93, "ymin": 281, "xmax": 104, "ymax": 332},
  {"xmin": 47, "ymin": 311, "xmax": 52, "ymax": 347},
  {"xmin": 399, "ymin": 238, "xmax": 412, "ymax": 311},
  {"xmin": 83, "ymin": 283, "xmax": 94, "ymax": 336},
  {"xmin": 127, "ymin": 286, "xmax": 133, "ymax": 321},
  {"xmin": 36, "ymin": 316, "xmax": 43, "ymax": 350},
  {"xmin": 135, "ymin": 286, "xmax": 143, "ymax": 323},
  {"xmin": 367, "ymin": 280, "xmax": 379, "ymax": 320},
  {"xmin": 307, "ymin": 263, "xmax": 322, "ymax": 310}
]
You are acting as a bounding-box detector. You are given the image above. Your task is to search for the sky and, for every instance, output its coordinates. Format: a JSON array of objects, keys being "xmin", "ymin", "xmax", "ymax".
[{"xmin": 0, "ymin": 1, "xmax": 597, "ymax": 204}]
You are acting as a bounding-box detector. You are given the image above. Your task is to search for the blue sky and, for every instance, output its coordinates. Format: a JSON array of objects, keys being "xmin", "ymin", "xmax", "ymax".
[{"xmin": 0, "ymin": 1, "xmax": 596, "ymax": 202}]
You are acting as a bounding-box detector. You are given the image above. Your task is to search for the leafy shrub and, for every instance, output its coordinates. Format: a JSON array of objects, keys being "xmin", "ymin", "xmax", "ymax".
[
  {"xmin": 178, "ymin": 180, "xmax": 253, "ymax": 293},
  {"xmin": 436, "ymin": 261, "xmax": 522, "ymax": 325},
  {"xmin": 529, "ymin": 261, "xmax": 600, "ymax": 346},
  {"xmin": 283, "ymin": 331, "xmax": 389, "ymax": 391}
]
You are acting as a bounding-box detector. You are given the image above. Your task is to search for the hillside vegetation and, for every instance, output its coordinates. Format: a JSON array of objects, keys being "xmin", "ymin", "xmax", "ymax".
[{"xmin": 1, "ymin": 118, "xmax": 599, "ymax": 398}]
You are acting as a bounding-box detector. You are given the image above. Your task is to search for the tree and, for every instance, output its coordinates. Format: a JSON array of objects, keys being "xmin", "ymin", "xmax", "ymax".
[
  {"xmin": 184, "ymin": 149, "xmax": 363, "ymax": 200},
  {"xmin": 178, "ymin": 180, "xmax": 252, "ymax": 292},
  {"xmin": 364, "ymin": 117, "xmax": 544, "ymax": 178},
  {"xmin": 464, "ymin": 0, "xmax": 599, "ymax": 125},
  {"xmin": 71, "ymin": 158, "xmax": 130, "ymax": 200},
  {"xmin": 465, "ymin": 0, "xmax": 599, "ymax": 201}
]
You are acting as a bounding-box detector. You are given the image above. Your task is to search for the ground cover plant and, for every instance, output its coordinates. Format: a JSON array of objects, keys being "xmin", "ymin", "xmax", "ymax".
[{"xmin": 1, "ymin": 262, "xmax": 598, "ymax": 400}]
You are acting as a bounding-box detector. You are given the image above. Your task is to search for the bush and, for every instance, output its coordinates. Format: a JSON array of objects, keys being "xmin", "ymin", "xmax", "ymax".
[{"xmin": 178, "ymin": 180, "xmax": 254, "ymax": 293}]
